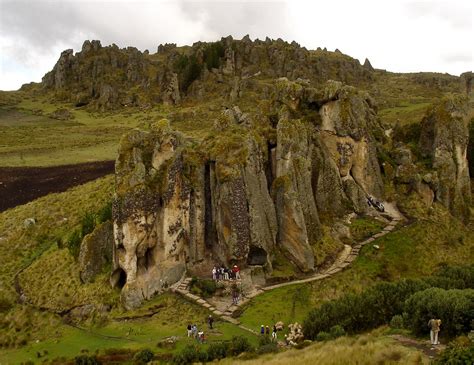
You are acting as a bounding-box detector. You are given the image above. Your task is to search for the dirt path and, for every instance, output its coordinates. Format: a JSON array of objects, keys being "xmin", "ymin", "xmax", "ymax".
[
  {"xmin": 172, "ymin": 207, "xmax": 405, "ymax": 331},
  {"xmin": 0, "ymin": 160, "xmax": 114, "ymax": 212},
  {"xmin": 391, "ymin": 334, "xmax": 446, "ymax": 359}
]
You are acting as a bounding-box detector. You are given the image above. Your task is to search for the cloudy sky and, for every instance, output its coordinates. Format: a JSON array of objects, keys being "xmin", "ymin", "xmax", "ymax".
[{"xmin": 0, "ymin": 0, "xmax": 472, "ymax": 90}]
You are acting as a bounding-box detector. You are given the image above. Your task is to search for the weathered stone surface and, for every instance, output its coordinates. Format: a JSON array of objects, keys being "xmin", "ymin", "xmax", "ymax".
[
  {"xmin": 275, "ymin": 119, "xmax": 320, "ymax": 272},
  {"xmin": 109, "ymin": 77, "xmax": 393, "ymax": 307},
  {"xmin": 419, "ymin": 96, "xmax": 472, "ymax": 220},
  {"xmin": 79, "ymin": 221, "xmax": 114, "ymax": 283}
]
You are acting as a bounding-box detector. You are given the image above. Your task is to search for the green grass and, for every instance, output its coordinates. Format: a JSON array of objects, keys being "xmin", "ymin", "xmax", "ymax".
[
  {"xmin": 239, "ymin": 205, "xmax": 474, "ymax": 331},
  {"xmin": 349, "ymin": 216, "xmax": 385, "ymax": 242},
  {"xmin": 0, "ymin": 175, "xmax": 114, "ymax": 308},
  {"xmin": 219, "ymin": 328, "xmax": 429, "ymax": 365},
  {"xmin": 0, "ymin": 93, "xmax": 220, "ymax": 167},
  {"xmin": 0, "ymin": 293, "xmax": 258, "ymax": 364},
  {"xmin": 379, "ymin": 101, "xmax": 431, "ymax": 126}
]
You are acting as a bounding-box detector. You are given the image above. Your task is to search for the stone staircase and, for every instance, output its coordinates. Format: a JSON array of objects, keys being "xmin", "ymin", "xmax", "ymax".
[{"xmin": 171, "ymin": 215, "xmax": 404, "ymax": 333}]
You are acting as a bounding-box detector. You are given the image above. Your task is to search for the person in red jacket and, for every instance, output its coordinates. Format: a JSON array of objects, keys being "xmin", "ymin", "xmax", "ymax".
[{"xmin": 232, "ymin": 265, "xmax": 241, "ymax": 280}]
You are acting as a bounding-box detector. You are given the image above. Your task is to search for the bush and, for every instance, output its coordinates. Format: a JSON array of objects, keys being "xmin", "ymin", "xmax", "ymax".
[
  {"xmin": 329, "ymin": 325, "xmax": 346, "ymax": 339},
  {"xmin": 316, "ymin": 331, "xmax": 332, "ymax": 342},
  {"xmin": 74, "ymin": 355, "xmax": 101, "ymax": 365},
  {"xmin": 97, "ymin": 202, "xmax": 112, "ymax": 223},
  {"xmin": 207, "ymin": 341, "xmax": 229, "ymax": 361},
  {"xmin": 404, "ymin": 288, "xmax": 474, "ymax": 338},
  {"xmin": 390, "ymin": 314, "xmax": 405, "ymax": 329},
  {"xmin": 434, "ymin": 338, "xmax": 474, "ymax": 364},
  {"xmin": 303, "ymin": 265, "xmax": 474, "ymax": 340},
  {"xmin": 172, "ymin": 344, "xmax": 207, "ymax": 365},
  {"xmin": 173, "ymin": 54, "xmax": 202, "ymax": 92},
  {"xmin": 189, "ymin": 278, "xmax": 217, "ymax": 298},
  {"xmin": 81, "ymin": 212, "xmax": 97, "ymax": 237},
  {"xmin": 66, "ymin": 229, "xmax": 82, "ymax": 258},
  {"xmin": 229, "ymin": 335, "xmax": 253, "ymax": 356},
  {"xmin": 133, "ymin": 348, "xmax": 154, "ymax": 364},
  {"xmin": 203, "ymin": 42, "xmax": 225, "ymax": 70},
  {"xmin": 256, "ymin": 343, "xmax": 278, "ymax": 354}
]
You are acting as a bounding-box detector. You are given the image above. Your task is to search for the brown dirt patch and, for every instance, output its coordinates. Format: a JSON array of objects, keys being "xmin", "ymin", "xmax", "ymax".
[{"xmin": 0, "ymin": 160, "xmax": 114, "ymax": 212}]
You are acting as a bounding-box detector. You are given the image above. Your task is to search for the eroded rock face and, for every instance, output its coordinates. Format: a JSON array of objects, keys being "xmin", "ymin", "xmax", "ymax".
[
  {"xmin": 112, "ymin": 79, "xmax": 387, "ymax": 307},
  {"xmin": 113, "ymin": 122, "xmax": 204, "ymax": 308},
  {"xmin": 419, "ymin": 96, "xmax": 472, "ymax": 220}
]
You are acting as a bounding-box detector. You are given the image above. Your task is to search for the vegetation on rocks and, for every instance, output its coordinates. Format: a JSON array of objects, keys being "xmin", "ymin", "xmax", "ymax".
[{"xmin": 0, "ymin": 35, "xmax": 472, "ymax": 364}]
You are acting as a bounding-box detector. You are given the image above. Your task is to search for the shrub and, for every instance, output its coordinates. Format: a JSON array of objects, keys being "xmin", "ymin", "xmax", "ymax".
[
  {"xmin": 434, "ymin": 338, "xmax": 474, "ymax": 364},
  {"xmin": 66, "ymin": 229, "xmax": 82, "ymax": 258},
  {"xmin": 133, "ymin": 348, "xmax": 154, "ymax": 364},
  {"xmin": 316, "ymin": 331, "xmax": 332, "ymax": 341},
  {"xmin": 189, "ymin": 278, "xmax": 217, "ymax": 298},
  {"xmin": 81, "ymin": 212, "xmax": 97, "ymax": 237},
  {"xmin": 97, "ymin": 202, "xmax": 112, "ymax": 223},
  {"xmin": 404, "ymin": 288, "xmax": 474, "ymax": 338},
  {"xmin": 329, "ymin": 325, "xmax": 346, "ymax": 339},
  {"xmin": 256, "ymin": 343, "xmax": 278, "ymax": 354},
  {"xmin": 390, "ymin": 314, "xmax": 405, "ymax": 329},
  {"xmin": 172, "ymin": 344, "xmax": 207, "ymax": 365},
  {"xmin": 173, "ymin": 54, "xmax": 202, "ymax": 92},
  {"xmin": 207, "ymin": 341, "xmax": 229, "ymax": 361},
  {"xmin": 203, "ymin": 42, "xmax": 225, "ymax": 70},
  {"xmin": 229, "ymin": 335, "xmax": 253, "ymax": 356}
]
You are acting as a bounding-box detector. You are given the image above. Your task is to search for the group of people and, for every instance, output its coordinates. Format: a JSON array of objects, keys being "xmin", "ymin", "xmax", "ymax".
[
  {"xmin": 260, "ymin": 324, "xmax": 278, "ymax": 342},
  {"xmin": 186, "ymin": 315, "xmax": 215, "ymax": 344},
  {"xmin": 212, "ymin": 265, "xmax": 241, "ymax": 281}
]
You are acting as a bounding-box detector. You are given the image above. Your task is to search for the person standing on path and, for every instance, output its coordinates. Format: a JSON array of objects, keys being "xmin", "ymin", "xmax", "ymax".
[
  {"xmin": 428, "ymin": 318, "xmax": 442, "ymax": 345},
  {"xmin": 187, "ymin": 324, "xmax": 192, "ymax": 337},
  {"xmin": 207, "ymin": 315, "xmax": 214, "ymax": 329},
  {"xmin": 233, "ymin": 265, "xmax": 241, "ymax": 280},
  {"xmin": 260, "ymin": 325, "xmax": 265, "ymax": 335}
]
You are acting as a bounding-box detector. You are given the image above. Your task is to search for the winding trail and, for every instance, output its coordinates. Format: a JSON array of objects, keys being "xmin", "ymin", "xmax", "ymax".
[{"xmin": 172, "ymin": 204, "xmax": 405, "ymax": 334}]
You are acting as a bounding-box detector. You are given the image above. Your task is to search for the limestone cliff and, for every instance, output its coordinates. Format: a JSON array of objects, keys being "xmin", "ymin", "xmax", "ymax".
[{"xmin": 112, "ymin": 80, "xmax": 386, "ymax": 308}]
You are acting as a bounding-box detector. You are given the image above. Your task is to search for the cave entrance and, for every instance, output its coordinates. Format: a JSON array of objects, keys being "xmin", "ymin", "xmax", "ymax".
[
  {"xmin": 247, "ymin": 246, "xmax": 268, "ymax": 266},
  {"xmin": 111, "ymin": 268, "xmax": 127, "ymax": 289}
]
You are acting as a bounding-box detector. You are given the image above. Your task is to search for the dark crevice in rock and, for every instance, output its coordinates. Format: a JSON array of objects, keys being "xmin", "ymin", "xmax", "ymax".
[
  {"xmin": 204, "ymin": 161, "xmax": 217, "ymax": 248},
  {"xmin": 144, "ymin": 247, "xmax": 154, "ymax": 270},
  {"xmin": 265, "ymin": 141, "xmax": 276, "ymax": 195}
]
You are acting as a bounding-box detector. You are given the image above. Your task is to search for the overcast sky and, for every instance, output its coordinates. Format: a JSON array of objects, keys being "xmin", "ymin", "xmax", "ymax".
[{"xmin": 0, "ymin": 0, "xmax": 472, "ymax": 90}]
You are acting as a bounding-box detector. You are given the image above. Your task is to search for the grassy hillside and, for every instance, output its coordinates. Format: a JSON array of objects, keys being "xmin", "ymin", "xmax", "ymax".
[
  {"xmin": 0, "ymin": 293, "xmax": 258, "ymax": 364},
  {"xmin": 238, "ymin": 204, "xmax": 474, "ymax": 332},
  {"xmin": 219, "ymin": 329, "xmax": 430, "ymax": 365}
]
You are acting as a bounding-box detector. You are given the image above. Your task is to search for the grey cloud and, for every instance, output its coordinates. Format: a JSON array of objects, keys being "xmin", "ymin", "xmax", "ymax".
[
  {"xmin": 442, "ymin": 51, "xmax": 473, "ymax": 63},
  {"xmin": 404, "ymin": 0, "xmax": 472, "ymax": 30},
  {"xmin": 177, "ymin": 1, "xmax": 295, "ymax": 41}
]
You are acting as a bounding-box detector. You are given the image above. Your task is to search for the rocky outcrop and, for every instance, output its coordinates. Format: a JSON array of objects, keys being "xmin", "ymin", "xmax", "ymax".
[
  {"xmin": 42, "ymin": 40, "xmax": 177, "ymax": 109},
  {"xmin": 79, "ymin": 221, "xmax": 114, "ymax": 283},
  {"xmin": 275, "ymin": 119, "xmax": 320, "ymax": 271},
  {"xmin": 419, "ymin": 95, "xmax": 472, "ymax": 220},
  {"xmin": 112, "ymin": 79, "xmax": 387, "ymax": 308}
]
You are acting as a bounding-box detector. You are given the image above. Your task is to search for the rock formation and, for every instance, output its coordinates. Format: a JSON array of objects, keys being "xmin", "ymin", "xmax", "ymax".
[
  {"xmin": 419, "ymin": 95, "xmax": 472, "ymax": 221},
  {"xmin": 112, "ymin": 80, "xmax": 386, "ymax": 308}
]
